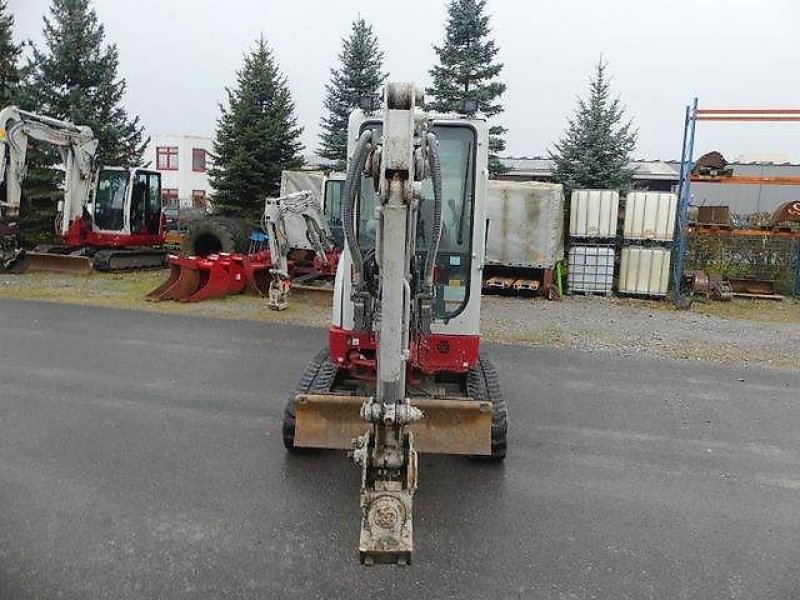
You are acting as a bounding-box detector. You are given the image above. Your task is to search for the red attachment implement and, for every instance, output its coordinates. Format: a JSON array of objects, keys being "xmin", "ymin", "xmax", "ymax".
[
  {"xmin": 146, "ymin": 247, "xmax": 339, "ymax": 303},
  {"xmin": 180, "ymin": 253, "xmax": 246, "ymax": 302},
  {"xmin": 242, "ymin": 250, "xmax": 274, "ymax": 296},
  {"xmin": 146, "ymin": 253, "xmax": 247, "ymax": 302},
  {"xmin": 145, "ymin": 255, "xmax": 202, "ymax": 301}
]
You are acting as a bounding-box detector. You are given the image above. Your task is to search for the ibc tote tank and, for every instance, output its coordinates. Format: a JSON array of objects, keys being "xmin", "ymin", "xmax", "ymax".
[
  {"xmin": 569, "ymin": 190, "xmax": 620, "ymax": 239},
  {"xmin": 567, "ymin": 246, "xmax": 615, "ymax": 294},
  {"xmin": 623, "ymin": 192, "xmax": 677, "ymax": 241},
  {"xmin": 618, "ymin": 247, "xmax": 671, "ymax": 296}
]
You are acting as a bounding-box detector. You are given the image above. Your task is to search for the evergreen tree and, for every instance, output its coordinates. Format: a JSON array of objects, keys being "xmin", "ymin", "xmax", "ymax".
[
  {"xmin": 209, "ymin": 36, "xmax": 303, "ymax": 221},
  {"xmin": 23, "ymin": 0, "xmax": 147, "ymax": 167},
  {"xmin": 427, "ymin": 0, "xmax": 507, "ymax": 175},
  {"xmin": 550, "ymin": 60, "xmax": 637, "ymax": 193},
  {"xmin": 318, "ymin": 18, "xmax": 386, "ymax": 170},
  {"xmin": 0, "ymin": 0, "xmax": 22, "ymax": 107}
]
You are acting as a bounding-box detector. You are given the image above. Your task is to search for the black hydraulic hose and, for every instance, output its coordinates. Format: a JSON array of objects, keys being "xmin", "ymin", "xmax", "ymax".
[
  {"xmin": 423, "ymin": 132, "xmax": 443, "ymax": 288},
  {"xmin": 342, "ymin": 129, "xmax": 372, "ymax": 288}
]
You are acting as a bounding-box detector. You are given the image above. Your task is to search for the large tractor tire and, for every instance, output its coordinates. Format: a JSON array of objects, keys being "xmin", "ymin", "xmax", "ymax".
[
  {"xmin": 183, "ymin": 216, "xmax": 249, "ymax": 257},
  {"xmin": 282, "ymin": 348, "xmax": 338, "ymax": 452},
  {"xmin": 466, "ymin": 355, "xmax": 508, "ymax": 461}
]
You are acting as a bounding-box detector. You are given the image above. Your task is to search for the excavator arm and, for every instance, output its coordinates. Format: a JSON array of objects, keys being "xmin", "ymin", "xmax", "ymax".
[
  {"xmin": 262, "ymin": 190, "xmax": 335, "ymax": 310},
  {"xmin": 0, "ymin": 106, "xmax": 99, "ymax": 271},
  {"xmin": 0, "ymin": 106, "xmax": 98, "ymax": 230}
]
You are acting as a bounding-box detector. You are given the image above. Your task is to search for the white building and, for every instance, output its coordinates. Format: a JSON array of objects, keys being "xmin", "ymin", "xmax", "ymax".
[{"xmin": 143, "ymin": 134, "xmax": 214, "ymax": 209}]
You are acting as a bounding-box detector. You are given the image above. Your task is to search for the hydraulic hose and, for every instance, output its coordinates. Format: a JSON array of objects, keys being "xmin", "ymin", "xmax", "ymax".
[
  {"xmin": 423, "ymin": 132, "xmax": 443, "ymax": 288},
  {"xmin": 342, "ymin": 129, "xmax": 373, "ymax": 288}
]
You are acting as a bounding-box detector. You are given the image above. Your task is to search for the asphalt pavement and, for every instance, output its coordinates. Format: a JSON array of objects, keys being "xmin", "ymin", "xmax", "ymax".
[{"xmin": 1, "ymin": 298, "xmax": 799, "ymax": 599}]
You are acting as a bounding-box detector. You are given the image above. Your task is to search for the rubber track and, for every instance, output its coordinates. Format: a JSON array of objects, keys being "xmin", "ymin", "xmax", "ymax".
[
  {"xmin": 282, "ymin": 348, "xmax": 338, "ymax": 451},
  {"xmin": 466, "ymin": 355, "xmax": 508, "ymax": 460},
  {"xmin": 92, "ymin": 248, "xmax": 167, "ymax": 272}
]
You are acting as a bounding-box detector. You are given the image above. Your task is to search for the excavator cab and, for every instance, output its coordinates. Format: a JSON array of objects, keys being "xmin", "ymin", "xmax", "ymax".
[{"xmin": 93, "ymin": 167, "xmax": 162, "ymax": 237}]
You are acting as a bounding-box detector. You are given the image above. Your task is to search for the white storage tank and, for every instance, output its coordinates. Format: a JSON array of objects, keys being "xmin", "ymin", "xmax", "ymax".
[
  {"xmin": 569, "ymin": 190, "xmax": 619, "ymax": 239},
  {"xmin": 567, "ymin": 246, "xmax": 615, "ymax": 294},
  {"xmin": 623, "ymin": 192, "xmax": 677, "ymax": 241},
  {"xmin": 618, "ymin": 246, "xmax": 672, "ymax": 296}
]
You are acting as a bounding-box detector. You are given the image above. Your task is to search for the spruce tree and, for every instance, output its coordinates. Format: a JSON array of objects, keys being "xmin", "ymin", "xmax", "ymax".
[
  {"xmin": 209, "ymin": 36, "xmax": 304, "ymax": 222},
  {"xmin": 318, "ymin": 18, "xmax": 386, "ymax": 170},
  {"xmin": 550, "ymin": 60, "xmax": 637, "ymax": 193},
  {"xmin": 427, "ymin": 0, "xmax": 507, "ymax": 175},
  {"xmin": 0, "ymin": 0, "xmax": 22, "ymax": 107},
  {"xmin": 24, "ymin": 0, "xmax": 147, "ymax": 167}
]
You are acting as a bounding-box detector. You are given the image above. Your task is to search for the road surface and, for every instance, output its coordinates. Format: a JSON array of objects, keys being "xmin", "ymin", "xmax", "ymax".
[{"xmin": 1, "ymin": 299, "xmax": 799, "ymax": 599}]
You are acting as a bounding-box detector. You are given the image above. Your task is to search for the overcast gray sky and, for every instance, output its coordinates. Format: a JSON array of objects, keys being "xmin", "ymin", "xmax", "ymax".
[{"xmin": 10, "ymin": 0, "xmax": 800, "ymax": 161}]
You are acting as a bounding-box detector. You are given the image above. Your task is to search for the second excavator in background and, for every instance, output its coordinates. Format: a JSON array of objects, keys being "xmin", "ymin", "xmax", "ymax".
[{"xmin": 0, "ymin": 105, "xmax": 166, "ymax": 273}]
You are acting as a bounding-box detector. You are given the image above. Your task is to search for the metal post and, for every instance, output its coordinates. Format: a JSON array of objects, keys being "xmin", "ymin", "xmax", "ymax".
[
  {"xmin": 672, "ymin": 97, "xmax": 698, "ymax": 308},
  {"xmin": 794, "ymin": 240, "xmax": 800, "ymax": 298}
]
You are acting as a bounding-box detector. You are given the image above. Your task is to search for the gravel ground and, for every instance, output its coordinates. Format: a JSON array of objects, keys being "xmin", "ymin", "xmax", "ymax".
[
  {"xmin": 1, "ymin": 270, "xmax": 798, "ymax": 370},
  {"xmin": 481, "ymin": 294, "xmax": 800, "ymax": 370}
]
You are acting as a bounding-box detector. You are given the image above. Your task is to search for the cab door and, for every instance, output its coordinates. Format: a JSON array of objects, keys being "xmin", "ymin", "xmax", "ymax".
[{"xmin": 129, "ymin": 170, "xmax": 162, "ymax": 235}]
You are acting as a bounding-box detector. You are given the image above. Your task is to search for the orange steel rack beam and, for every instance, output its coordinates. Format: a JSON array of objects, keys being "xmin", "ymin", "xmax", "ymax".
[{"xmin": 690, "ymin": 175, "xmax": 800, "ymax": 185}]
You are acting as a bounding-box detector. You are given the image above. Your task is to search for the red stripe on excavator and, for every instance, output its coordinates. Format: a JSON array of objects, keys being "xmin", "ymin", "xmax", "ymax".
[{"xmin": 328, "ymin": 325, "xmax": 479, "ymax": 375}]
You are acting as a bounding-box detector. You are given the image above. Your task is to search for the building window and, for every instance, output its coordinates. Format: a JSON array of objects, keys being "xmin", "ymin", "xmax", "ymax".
[
  {"xmin": 156, "ymin": 146, "xmax": 179, "ymax": 171},
  {"xmin": 192, "ymin": 148, "xmax": 207, "ymax": 172},
  {"xmin": 162, "ymin": 188, "xmax": 179, "ymax": 206},
  {"xmin": 192, "ymin": 189, "xmax": 207, "ymax": 209}
]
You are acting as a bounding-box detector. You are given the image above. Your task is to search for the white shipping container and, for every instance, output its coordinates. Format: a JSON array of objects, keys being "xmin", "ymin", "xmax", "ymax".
[
  {"xmin": 623, "ymin": 192, "xmax": 677, "ymax": 241},
  {"xmin": 569, "ymin": 189, "xmax": 619, "ymax": 239},
  {"xmin": 567, "ymin": 246, "xmax": 615, "ymax": 294},
  {"xmin": 485, "ymin": 180, "xmax": 565, "ymax": 269},
  {"xmin": 618, "ymin": 246, "xmax": 671, "ymax": 296}
]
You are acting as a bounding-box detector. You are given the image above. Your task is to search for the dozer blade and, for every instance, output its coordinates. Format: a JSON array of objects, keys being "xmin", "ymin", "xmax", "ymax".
[
  {"xmin": 294, "ymin": 394, "xmax": 492, "ymax": 455},
  {"xmin": 25, "ymin": 252, "xmax": 93, "ymax": 275}
]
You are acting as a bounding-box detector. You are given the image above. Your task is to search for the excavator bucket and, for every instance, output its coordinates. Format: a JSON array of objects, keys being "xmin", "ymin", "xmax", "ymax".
[
  {"xmin": 180, "ymin": 253, "xmax": 246, "ymax": 302},
  {"xmin": 293, "ymin": 394, "xmax": 493, "ymax": 455},
  {"xmin": 25, "ymin": 251, "xmax": 93, "ymax": 275}
]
